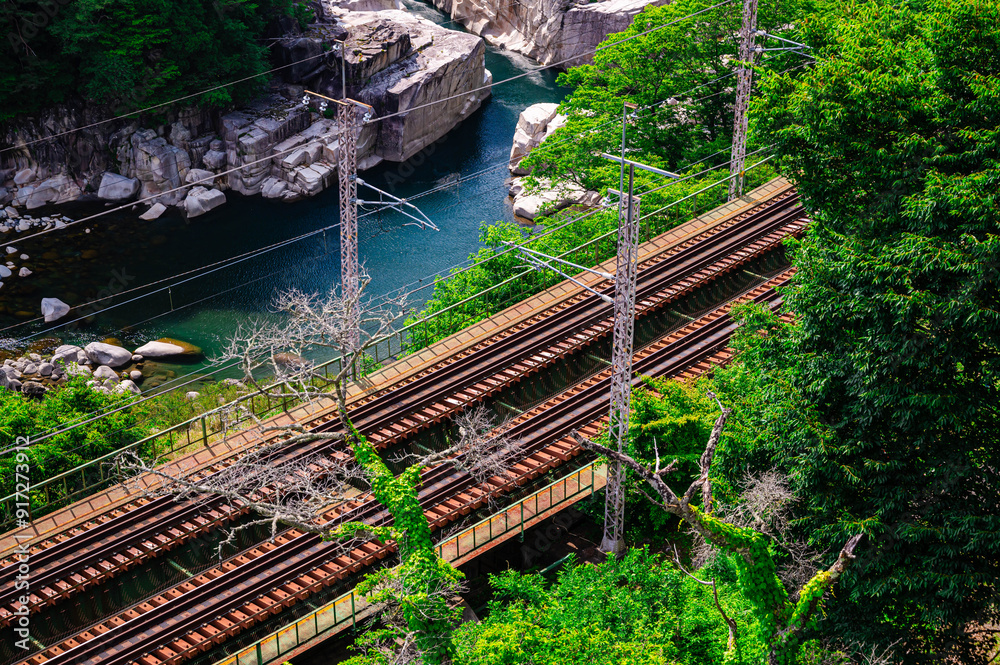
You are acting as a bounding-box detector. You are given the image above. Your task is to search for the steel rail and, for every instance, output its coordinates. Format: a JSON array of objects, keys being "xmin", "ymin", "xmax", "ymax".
[
  {"xmin": 16, "ymin": 272, "xmax": 792, "ymax": 665},
  {"xmin": 0, "ymin": 190, "xmax": 804, "ymax": 627}
]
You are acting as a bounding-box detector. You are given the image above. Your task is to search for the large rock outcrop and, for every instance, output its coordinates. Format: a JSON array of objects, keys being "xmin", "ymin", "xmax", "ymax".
[
  {"xmin": 508, "ymin": 103, "xmax": 599, "ymax": 220},
  {"xmin": 428, "ymin": 0, "xmax": 669, "ymax": 67},
  {"xmin": 340, "ymin": 10, "xmax": 492, "ymax": 162},
  {"xmin": 0, "ymin": 2, "xmax": 491, "ymax": 216},
  {"xmin": 508, "ymin": 102, "xmax": 566, "ymax": 175}
]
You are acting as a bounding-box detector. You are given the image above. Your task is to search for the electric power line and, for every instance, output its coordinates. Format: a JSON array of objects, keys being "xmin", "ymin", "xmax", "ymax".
[
  {"xmin": 11, "ymin": 150, "xmax": 775, "ymax": 452},
  {"xmin": 370, "ymin": 0, "xmax": 737, "ymax": 126},
  {"xmin": 2, "ymin": 0, "xmax": 789, "ymax": 254}
]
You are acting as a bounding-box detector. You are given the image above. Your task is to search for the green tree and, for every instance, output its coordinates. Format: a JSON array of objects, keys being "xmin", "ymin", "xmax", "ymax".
[
  {"xmin": 718, "ymin": 0, "xmax": 1000, "ymax": 660},
  {"xmin": 455, "ymin": 549, "xmax": 764, "ymax": 665},
  {"xmin": 576, "ymin": 405, "xmax": 862, "ymax": 665},
  {"xmin": 407, "ymin": 0, "xmax": 789, "ymax": 353},
  {"xmin": 0, "ymin": 377, "xmax": 147, "ymax": 515},
  {"xmin": 1, "ymin": 0, "xmax": 311, "ymax": 121},
  {"xmin": 617, "ymin": 377, "xmax": 716, "ymax": 541},
  {"xmin": 522, "ymin": 0, "xmax": 802, "ymax": 190}
]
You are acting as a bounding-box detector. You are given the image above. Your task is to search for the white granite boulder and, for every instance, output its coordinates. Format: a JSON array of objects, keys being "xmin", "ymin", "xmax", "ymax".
[
  {"xmin": 185, "ymin": 169, "xmax": 216, "ymax": 186},
  {"xmin": 84, "ymin": 342, "xmax": 132, "ymax": 368},
  {"xmin": 98, "ymin": 172, "xmax": 140, "ymax": 202},
  {"xmin": 25, "ymin": 174, "xmax": 83, "ymax": 209},
  {"xmin": 52, "ymin": 344, "xmax": 84, "ymax": 365},
  {"xmin": 184, "ymin": 187, "xmax": 227, "ymax": 218},
  {"xmin": 114, "ymin": 379, "xmax": 142, "ymax": 395},
  {"xmin": 13, "ymin": 168, "xmax": 35, "ymax": 186},
  {"xmin": 261, "ymin": 177, "xmax": 290, "ymax": 200},
  {"xmin": 119, "ymin": 129, "xmax": 192, "ymax": 206},
  {"xmin": 139, "ymin": 202, "xmax": 168, "ymax": 220},
  {"xmin": 427, "ymin": 0, "xmax": 669, "ymax": 67},
  {"xmin": 134, "ymin": 338, "xmax": 202, "ymax": 359},
  {"xmin": 92, "ymin": 364, "xmax": 119, "ymax": 381},
  {"xmin": 509, "ymin": 103, "xmax": 561, "ymax": 175},
  {"xmin": 40, "ymin": 297, "xmax": 71, "ymax": 323},
  {"xmin": 510, "ymin": 177, "xmax": 602, "ymax": 220}
]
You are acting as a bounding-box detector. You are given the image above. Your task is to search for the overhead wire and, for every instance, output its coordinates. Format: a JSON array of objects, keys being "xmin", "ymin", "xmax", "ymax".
[
  {"xmin": 370, "ymin": 0, "xmax": 737, "ymax": 125},
  {"xmin": 2, "ymin": 0, "xmax": 789, "ymax": 253},
  {"xmin": 0, "ymin": 50, "xmax": 333, "ymax": 155},
  {"xmin": 0, "ymin": 0, "xmax": 734, "ymax": 166},
  {"xmin": 2, "ymin": 1, "xmax": 811, "ymax": 445},
  {"xmin": 9, "ymin": 148, "xmax": 775, "ymax": 453}
]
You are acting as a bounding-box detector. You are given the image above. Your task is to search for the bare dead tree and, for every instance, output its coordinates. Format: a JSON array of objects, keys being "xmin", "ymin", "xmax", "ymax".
[
  {"xmin": 116, "ymin": 275, "xmax": 529, "ymax": 664},
  {"xmin": 690, "ymin": 469, "xmax": 826, "ymax": 590},
  {"xmin": 571, "ymin": 404, "xmax": 863, "ymax": 665},
  {"xmin": 118, "ymin": 407, "xmax": 522, "ymax": 553},
  {"xmin": 214, "ymin": 268, "xmax": 408, "ymax": 410}
]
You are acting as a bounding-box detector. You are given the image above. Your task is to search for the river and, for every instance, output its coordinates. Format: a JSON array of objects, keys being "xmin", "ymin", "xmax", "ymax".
[{"xmin": 0, "ymin": 0, "xmax": 566, "ymax": 385}]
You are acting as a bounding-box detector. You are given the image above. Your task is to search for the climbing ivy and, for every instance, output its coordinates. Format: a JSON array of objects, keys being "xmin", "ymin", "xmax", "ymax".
[
  {"xmin": 692, "ymin": 505, "xmax": 847, "ymax": 664},
  {"xmin": 335, "ymin": 421, "xmax": 464, "ymax": 665}
]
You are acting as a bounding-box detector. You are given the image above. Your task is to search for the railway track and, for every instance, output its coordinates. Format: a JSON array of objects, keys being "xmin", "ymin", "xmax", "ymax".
[
  {"xmin": 11, "ymin": 269, "xmax": 794, "ymax": 665},
  {"xmin": 0, "ymin": 186, "xmax": 806, "ymax": 631}
]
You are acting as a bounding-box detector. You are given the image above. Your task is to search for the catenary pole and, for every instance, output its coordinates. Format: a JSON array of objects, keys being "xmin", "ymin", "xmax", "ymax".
[{"xmin": 728, "ymin": 0, "xmax": 759, "ymax": 200}]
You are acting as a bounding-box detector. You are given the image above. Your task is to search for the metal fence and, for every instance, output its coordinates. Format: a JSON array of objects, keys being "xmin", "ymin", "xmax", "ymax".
[
  {"xmin": 0, "ymin": 166, "xmax": 760, "ymax": 533},
  {"xmin": 216, "ymin": 461, "xmax": 607, "ymax": 665}
]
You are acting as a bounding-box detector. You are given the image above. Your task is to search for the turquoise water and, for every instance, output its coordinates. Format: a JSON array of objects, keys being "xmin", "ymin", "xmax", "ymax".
[{"xmin": 0, "ymin": 0, "xmax": 566, "ymax": 381}]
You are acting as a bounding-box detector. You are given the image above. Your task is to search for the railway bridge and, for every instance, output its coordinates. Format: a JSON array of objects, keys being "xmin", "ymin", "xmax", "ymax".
[{"xmin": 0, "ymin": 177, "xmax": 805, "ymax": 665}]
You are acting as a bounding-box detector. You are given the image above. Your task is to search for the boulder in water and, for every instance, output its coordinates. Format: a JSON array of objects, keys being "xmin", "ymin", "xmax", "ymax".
[
  {"xmin": 25, "ymin": 174, "xmax": 83, "ymax": 209},
  {"xmin": 509, "ymin": 103, "xmax": 561, "ymax": 175},
  {"xmin": 114, "ymin": 379, "xmax": 142, "ymax": 395},
  {"xmin": 53, "ymin": 345, "xmax": 85, "ymax": 365},
  {"xmin": 40, "ymin": 298, "xmax": 71, "ymax": 323},
  {"xmin": 134, "ymin": 338, "xmax": 202, "ymax": 359},
  {"xmin": 184, "ymin": 186, "xmax": 226, "ymax": 218},
  {"xmin": 85, "ymin": 342, "xmax": 132, "ymax": 368},
  {"xmin": 97, "ymin": 172, "xmax": 140, "ymax": 202},
  {"xmin": 139, "ymin": 203, "xmax": 168, "ymax": 221}
]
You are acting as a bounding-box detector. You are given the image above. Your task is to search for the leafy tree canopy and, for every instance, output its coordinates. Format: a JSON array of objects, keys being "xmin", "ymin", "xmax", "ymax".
[
  {"xmin": 0, "ymin": 377, "xmax": 146, "ymax": 512},
  {"xmin": 454, "ymin": 549, "xmax": 765, "ymax": 665},
  {"xmin": 713, "ymin": 0, "xmax": 1000, "ymax": 660},
  {"xmin": 0, "ymin": 0, "xmax": 311, "ymax": 122},
  {"xmin": 522, "ymin": 0, "xmax": 804, "ymax": 191}
]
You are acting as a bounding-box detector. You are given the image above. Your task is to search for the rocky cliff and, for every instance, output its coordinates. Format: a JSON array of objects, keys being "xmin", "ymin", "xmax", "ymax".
[
  {"xmin": 506, "ymin": 103, "xmax": 601, "ymax": 220},
  {"xmin": 0, "ymin": 0, "xmax": 490, "ymax": 222},
  {"xmin": 427, "ymin": 0, "xmax": 669, "ymax": 67}
]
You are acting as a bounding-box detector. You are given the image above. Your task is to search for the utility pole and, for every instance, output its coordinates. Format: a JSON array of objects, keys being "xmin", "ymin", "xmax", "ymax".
[
  {"xmin": 304, "ymin": 90, "xmax": 437, "ymax": 355},
  {"xmin": 337, "ymin": 100, "xmax": 362, "ymax": 351},
  {"xmin": 505, "ymin": 104, "xmax": 678, "ymax": 556},
  {"xmin": 597, "ymin": 105, "xmax": 680, "ymax": 555},
  {"xmin": 729, "ymin": 0, "xmax": 759, "ymax": 201},
  {"xmin": 604, "ymin": 163, "xmax": 639, "ymax": 556}
]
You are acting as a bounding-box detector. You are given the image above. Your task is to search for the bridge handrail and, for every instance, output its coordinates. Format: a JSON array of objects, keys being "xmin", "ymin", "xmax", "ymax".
[
  {"xmin": 0, "ymin": 163, "xmax": 765, "ymax": 530},
  {"xmin": 213, "ymin": 461, "xmax": 605, "ymax": 665}
]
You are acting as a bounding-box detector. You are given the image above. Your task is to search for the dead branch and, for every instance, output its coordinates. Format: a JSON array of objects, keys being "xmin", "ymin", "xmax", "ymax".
[
  {"xmin": 673, "ymin": 545, "xmax": 738, "ymax": 651},
  {"xmin": 570, "ymin": 403, "xmax": 862, "ymax": 662}
]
